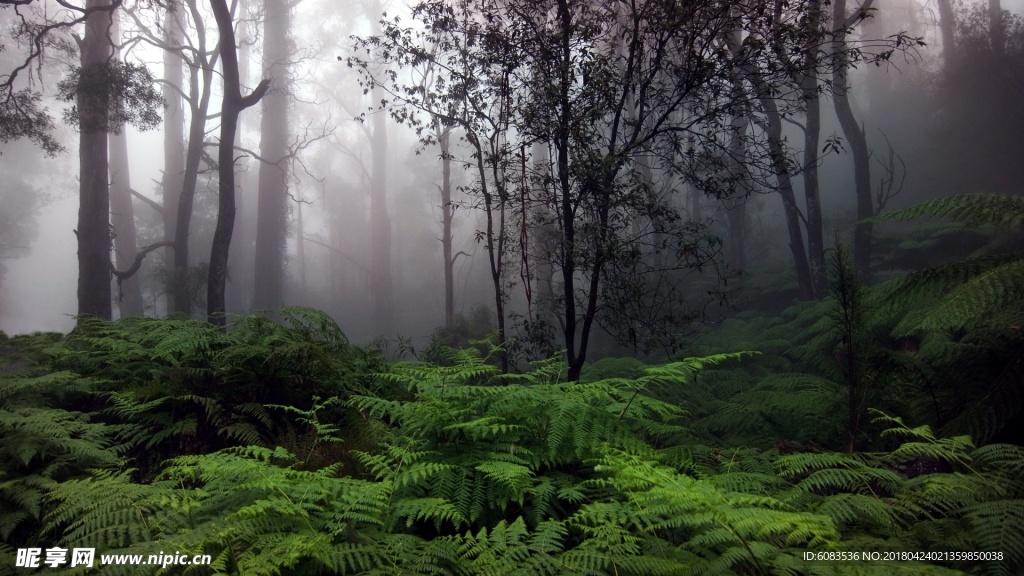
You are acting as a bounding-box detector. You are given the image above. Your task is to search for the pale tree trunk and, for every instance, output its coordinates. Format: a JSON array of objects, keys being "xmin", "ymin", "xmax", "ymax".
[
  {"xmin": 77, "ymin": 0, "xmax": 114, "ymax": 319},
  {"xmin": 370, "ymin": 83, "xmax": 393, "ymax": 333},
  {"xmin": 531, "ymin": 141, "xmax": 557, "ymax": 328},
  {"xmin": 162, "ymin": 4, "xmax": 185, "ymax": 315},
  {"xmin": 438, "ymin": 127, "xmax": 455, "ymax": 328},
  {"xmin": 228, "ymin": 0, "xmax": 250, "ymax": 312},
  {"xmin": 252, "ymin": 0, "xmax": 290, "ymax": 309},
  {"xmin": 109, "ymin": 132, "xmax": 144, "ymax": 316},
  {"xmin": 108, "ymin": 10, "xmax": 144, "ymax": 316},
  {"xmin": 833, "ymin": 0, "xmax": 875, "ymax": 281},
  {"xmin": 207, "ymin": 0, "xmax": 269, "ymax": 327},
  {"xmin": 296, "ymin": 197, "xmax": 306, "ymax": 290},
  {"xmin": 937, "ymin": 0, "xmax": 956, "ymax": 67}
]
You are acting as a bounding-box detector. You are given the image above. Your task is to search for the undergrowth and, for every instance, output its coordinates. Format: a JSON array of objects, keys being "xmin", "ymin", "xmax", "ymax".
[
  {"xmin": 1, "ymin": 312, "xmax": 1021, "ymax": 575},
  {"xmin": 3, "ymin": 191, "xmax": 1024, "ymax": 575}
]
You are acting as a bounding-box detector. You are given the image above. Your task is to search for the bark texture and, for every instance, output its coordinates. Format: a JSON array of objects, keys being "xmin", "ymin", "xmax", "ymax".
[{"xmin": 77, "ymin": 0, "xmax": 114, "ymax": 319}]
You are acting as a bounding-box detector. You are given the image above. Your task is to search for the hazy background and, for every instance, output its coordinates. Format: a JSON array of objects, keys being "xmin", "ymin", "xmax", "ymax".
[{"xmin": 1, "ymin": 0, "xmax": 1022, "ymax": 352}]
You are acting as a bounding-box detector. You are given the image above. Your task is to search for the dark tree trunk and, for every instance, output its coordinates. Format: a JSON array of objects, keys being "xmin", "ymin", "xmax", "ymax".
[
  {"xmin": 802, "ymin": 74, "xmax": 827, "ymax": 298},
  {"xmin": 108, "ymin": 10, "xmax": 144, "ymax": 316},
  {"xmin": 77, "ymin": 0, "xmax": 114, "ymax": 320},
  {"xmin": 556, "ymin": 0, "xmax": 583, "ymax": 382},
  {"xmin": 252, "ymin": 0, "xmax": 290, "ymax": 309},
  {"xmin": 162, "ymin": 5, "xmax": 185, "ymax": 314},
  {"xmin": 724, "ymin": 24, "xmax": 749, "ymax": 282},
  {"xmin": 207, "ymin": 0, "xmax": 238, "ymax": 326},
  {"xmin": 802, "ymin": 0, "xmax": 827, "ymax": 299},
  {"xmin": 762, "ymin": 99, "xmax": 813, "ymax": 299},
  {"xmin": 173, "ymin": 0, "xmax": 216, "ymax": 315},
  {"xmin": 474, "ymin": 134, "xmax": 507, "ymax": 372},
  {"xmin": 833, "ymin": 0, "xmax": 874, "ymax": 281},
  {"xmin": 207, "ymin": 0, "xmax": 269, "ymax": 327}
]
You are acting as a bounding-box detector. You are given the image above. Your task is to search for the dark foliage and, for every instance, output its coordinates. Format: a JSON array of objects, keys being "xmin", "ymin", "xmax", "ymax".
[{"xmin": 58, "ymin": 60, "xmax": 163, "ymax": 134}]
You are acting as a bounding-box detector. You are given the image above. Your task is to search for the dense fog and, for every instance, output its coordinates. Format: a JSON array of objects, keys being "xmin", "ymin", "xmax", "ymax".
[
  {"xmin": 1, "ymin": 0, "xmax": 1022, "ymax": 361},
  {"xmin": 4, "ymin": 3, "xmax": 1024, "ymax": 569}
]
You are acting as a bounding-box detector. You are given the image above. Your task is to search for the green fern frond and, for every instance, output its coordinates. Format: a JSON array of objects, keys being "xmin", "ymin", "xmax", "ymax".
[
  {"xmin": 897, "ymin": 260, "xmax": 1024, "ymax": 336},
  {"xmin": 961, "ymin": 500, "xmax": 1024, "ymax": 576},
  {"xmin": 871, "ymin": 193, "xmax": 1024, "ymax": 229}
]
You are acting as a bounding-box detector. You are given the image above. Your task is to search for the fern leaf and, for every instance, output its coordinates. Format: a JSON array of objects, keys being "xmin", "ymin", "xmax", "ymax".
[{"xmin": 871, "ymin": 193, "xmax": 1024, "ymax": 229}]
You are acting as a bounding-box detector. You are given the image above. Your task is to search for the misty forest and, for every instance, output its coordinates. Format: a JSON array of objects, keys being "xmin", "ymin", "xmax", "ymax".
[{"xmin": 1, "ymin": 0, "xmax": 1024, "ymax": 574}]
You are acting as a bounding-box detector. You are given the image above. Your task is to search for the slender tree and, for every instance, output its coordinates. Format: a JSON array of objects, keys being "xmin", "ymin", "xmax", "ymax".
[
  {"xmin": 170, "ymin": 0, "xmax": 218, "ymax": 315},
  {"xmin": 108, "ymin": 9, "xmax": 144, "ymax": 316},
  {"xmin": 160, "ymin": 2, "xmax": 186, "ymax": 314},
  {"xmin": 832, "ymin": 0, "xmax": 875, "ymax": 279},
  {"xmin": 207, "ymin": 0, "xmax": 269, "ymax": 327}
]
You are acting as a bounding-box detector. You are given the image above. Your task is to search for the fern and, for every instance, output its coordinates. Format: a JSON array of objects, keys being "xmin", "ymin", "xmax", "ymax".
[{"xmin": 872, "ymin": 193, "xmax": 1024, "ymax": 229}]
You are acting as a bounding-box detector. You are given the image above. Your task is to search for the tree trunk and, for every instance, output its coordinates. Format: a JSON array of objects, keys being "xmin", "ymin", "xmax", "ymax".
[
  {"xmin": 990, "ymin": 0, "xmax": 1004, "ymax": 59},
  {"xmin": 173, "ymin": 0, "xmax": 216, "ymax": 315},
  {"xmin": 556, "ymin": 0, "xmax": 583, "ymax": 381},
  {"xmin": 77, "ymin": 0, "xmax": 114, "ymax": 320},
  {"xmin": 370, "ymin": 83, "xmax": 393, "ymax": 333},
  {"xmin": 109, "ymin": 131, "xmax": 144, "ymax": 316},
  {"xmin": 761, "ymin": 95, "xmax": 813, "ymax": 299},
  {"xmin": 208, "ymin": 0, "xmax": 269, "ymax": 327},
  {"xmin": 108, "ymin": 10, "xmax": 144, "ymax": 317},
  {"xmin": 833, "ymin": 0, "xmax": 874, "ymax": 281},
  {"xmin": 228, "ymin": 0, "xmax": 251, "ymax": 312},
  {"xmin": 252, "ymin": 0, "xmax": 290, "ymax": 309},
  {"xmin": 162, "ymin": 4, "xmax": 185, "ymax": 315},
  {"xmin": 296, "ymin": 197, "xmax": 306, "ymax": 290},
  {"xmin": 531, "ymin": 141, "xmax": 557, "ymax": 328},
  {"xmin": 724, "ymin": 23, "xmax": 749, "ymax": 280},
  {"xmin": 936, "ymin": 0, "xmax": 956, "ymax": 67},
  {"xmin": 439, "ymin": 128, "xmax": 455, "ymax": 328},
  {"xmin": 802, "ymin": 77, "xmax": 827, "ymax": 298},
  {"xmin": 802, "ymin": 0, "xmax": 827, "ymax": 299}
]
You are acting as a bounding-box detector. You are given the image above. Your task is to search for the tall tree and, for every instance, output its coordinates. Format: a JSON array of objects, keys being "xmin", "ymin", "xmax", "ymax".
[
  {"xmin": 937, "ymin": 0, "xmax": 957, "ymax": 66},
  {"xmin": 171, "ymin": 0, "xmax": 218, "ymax": 315},
  {"xmin": 831, "ymin": 0, "xmax": 875, "ymax": 279},
  {"xmin": 108, "ymin": 8, "xmax": 144, "ymax": 316},
  {"xmin": 2, "ymin": 0, "xmax": 160, "ymax": 319},
  {"xmin": 207, "ymin": 0, "xmax": 269, "ymax": 326},
  {"xmin": 160, "ymin": 2, "xmax": 186, "ymax": 314},
  {"xmin": 251, "ymin": 0, "xmax": 292, "ymax": 309},
  {"xmin": 75, "ymin": 0, "xmax": 116, "ymax": 319},
  {"xmin": 799, "ymin": 0, "xmax": 828, "ymax": 299}
]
